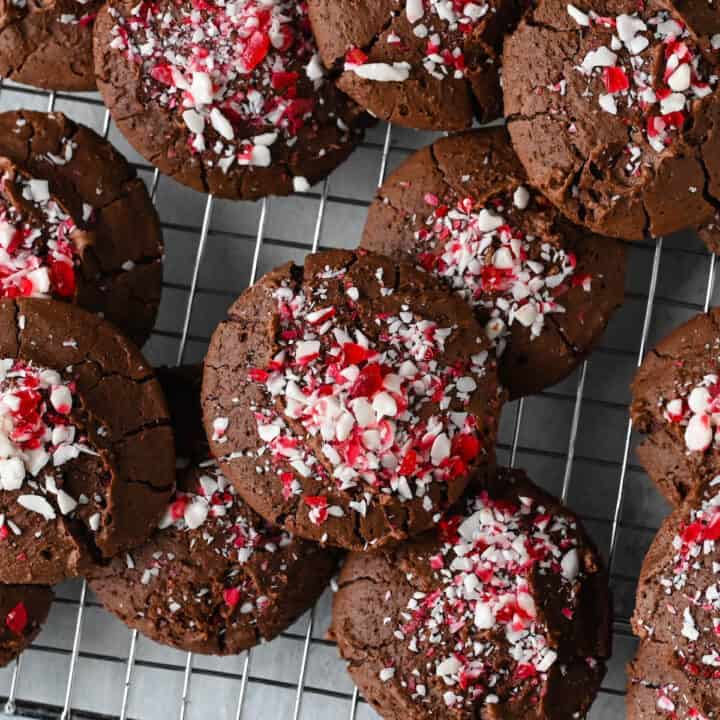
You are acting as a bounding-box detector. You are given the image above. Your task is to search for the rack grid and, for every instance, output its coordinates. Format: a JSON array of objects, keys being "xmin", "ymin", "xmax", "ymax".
[{"xmin": 0, "ymin": 78, "xmax": 714, "ymax": 720}]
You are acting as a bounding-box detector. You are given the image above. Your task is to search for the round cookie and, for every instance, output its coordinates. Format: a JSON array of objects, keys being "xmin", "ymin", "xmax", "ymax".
[
  {"xmin": 308, "ymin": 0, "xmax": 524, "ymax": 130},
  {"xmin": 361, "ymin": 128, "xmax": 626, "ymax": 399},
  {"xmin": 93, "ymin": 0, "xmax": 369, "ymax": 200},
  {"xmin": 90, "ymin": 365, "xmax": 337, "ymax": 654},
  {"xmin": 0, "ymin": 111, "xmax": 163, "ymax": 347},
  {"xmin": 0, "ymin": 0, "xmax": 99, "ymax": 91},
  {"xmin": 630, "ymin": 479, "xmax": 720, "ymax": 718},
  {"xmin": 0, "ymin": 584, "xmax": 52, "ymax": 667},
  {"xmin": 631, "ymin": 309, "xmax": 720, "ymax": 506},
  {"xmin": 202, "ymin": 249, "xmax": 503, "ymax": 551},
  {"xmin": 503, "ymin": 0, "xmax": 720, "ymax": 246},
  {"xmin": 0, "ymin": 297, "xmax": 175, "ymax": 585},
  {"xmin": 331, "ymin": 467, "xmax": 611, "ymax": 719}
]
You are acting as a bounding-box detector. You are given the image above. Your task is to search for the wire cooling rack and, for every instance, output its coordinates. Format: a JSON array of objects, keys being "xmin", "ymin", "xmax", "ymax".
[{"xmin": 0, "ymin": 78, "xmax": 714, "ymax": 720}]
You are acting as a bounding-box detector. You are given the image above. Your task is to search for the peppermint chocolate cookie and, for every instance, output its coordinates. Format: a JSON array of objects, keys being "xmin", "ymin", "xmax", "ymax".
[
  {"xmin": 308, "ymin": 0, "xmax": 524, "ymax": 130},
  {"xmin": 0, "ymin": 584, "xmax": 52, "ymax": 666},
  {"xmin": 202, "ymin": 249, "xmax": 503, "ymax": 550},
  {"xmin": 630, "ymin": 479, "xmax": 720, "ymax": 718},
  {"xmin": 0, "ymin": 298, "xmax": 174, "ymax": 584},
  {"xmin": 0, "ymin": 111, "xmax": 163, "ymax": 347},
  {"xmin": 361, "ymin": 128, "xmax": 626, "ymax": 398},
  {"xmin": 631, "ymin": 309, "xmax": 720, "ymax": 506},
  {"xmin": 93, "ymin": 0, "xmax": 369, "ymax": 200},
  {"xmin": 504, "ymin": 1, "xmax": 720, "ymax": 246},
  {"xmin": 331, "ymin": 467, "xmax": 611, "ymax": 719},
  {"xmin": 0, "ymin": 0, "xmax": 99, "ymax": 90},
  {"xmin": 90, "ymin": 365, "xmax": 337, "ymax": 654}
]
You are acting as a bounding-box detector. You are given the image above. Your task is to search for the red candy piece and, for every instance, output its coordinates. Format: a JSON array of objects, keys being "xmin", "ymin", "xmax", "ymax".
[{"xmin": 5, "ymin": 602, "xmax": 28, "ymax": 635}]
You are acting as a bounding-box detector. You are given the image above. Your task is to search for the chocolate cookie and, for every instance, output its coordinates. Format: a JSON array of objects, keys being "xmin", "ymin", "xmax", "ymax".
[
  {"xmin": 90, "ymin": 365, "xmax": 337, "ymax": 654},
  {"xmin": 0, "ymin": 111, "xmax": 163, "ymax": 347},
  {"xmin": 331, "ymin": 467, "xmax": 611, "ymax": 719},
  {"xmin": 631, "ymin": 309, "xmax": 720, "ymax": 506},
  {"xmin": 93, "ymin": 0, "xmax": 369, "ymax": 200},
  {"xmin": 0, "ymin": 584, "xmax": 52, "ymax": 667},
  {"xmin": 308, "ymin": 0, "xmax": 523, "ymax": 130},
  {"xmin": 630, "ymin": 479, "xmax": 720, "ymax": 718},
  {"xmin": 0, "ymin": 0, "xmax": 99, "ymax": 91},
  {"xmin": 202, "ymin": 249, "xmax": 503, "ymax": 551},
  {"xmin": 503, "ymin": 1, "xmax": 720, "ymax": 247},
  {"xmin": 361, "ymin": 128, "xmax": 626, "ymax": 399},
  {"xmin": 0, "ymin": 298, "xmax": 174, "ymax": 585}
]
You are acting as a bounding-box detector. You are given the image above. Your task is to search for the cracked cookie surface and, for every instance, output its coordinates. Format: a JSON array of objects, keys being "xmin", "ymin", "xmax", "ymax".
[
  {"xmin": 308, "ymin": 0, "xmax": 523, "ymax": 130},
  {"xmin": 92, "ymin": 0, "xmax": 370, "ymax": 200},
  {"xmin": 0, "ymin": 297, "xmax": 174, "ymax": 584},
  {"xmin": 504, "ymin": 0, "xmax": 720, "ymax": 247},
  {"xmin": 629, "ymin": 479, "xmax": 720, "ymax": 719},
  {"xmin": 331, "ymin": 467, "xmax": 611, "ymax": 719},
  {"xmin": 0, "ymin": 111, "xmax": 163, "ymax": 347},
  {"xmin": 0, "ymin": 0, "xmax": 99, "ymax": 90},
  {"xmin": 361, "ymin": 128, "xmax": 626, "ymax": 399},
  {"xmin": 631, "ymin": 309, "xmax": 720, "ymax": 506},
  {"xmin": 90, "ymin": 366, "xmax": 336, "ymax": 655},
  {"xmin": 201, "ymin": 249, "xmax": 503, "ymax": 551}
]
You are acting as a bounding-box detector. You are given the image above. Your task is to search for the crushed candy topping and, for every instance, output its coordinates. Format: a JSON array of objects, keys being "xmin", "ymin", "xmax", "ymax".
[
  {"xmin": 567, "ymin": 6, "xmax": 719, "ymax": 173},
  {"xmin": 663, "ymin": 373, "xmax": 720, "ymax": 453},
  {"xmin": 0, "ymin": 170, "xmax": 78, "ymax": 299},
  {"xmin": 387, "ymin": 489, "xmax": 587, "ymax": 709},
  {"xmin": 108, "ymin": 0, "xmax": 348, "ymax": 178},
  {"xmin": 241, "ymin": 267, "xmax": 490, "ymax": 525},
  {"xmin": 0, "ymin": 358, "xmax": 99, "ymax": 532},
  {"xmin": 643, "ymin": 479, "xmax": 720, "ymax": 682},
  {"xmin": 414, "ymin": 188, "xmax": 586, "ymax": 354},
  {"xmin": 344, "ymin": 0, "xmax": 491, "ymax": 84},
  {"xmin": 136, "ymin": 461, "xmax": 292, "ymax": 617}
]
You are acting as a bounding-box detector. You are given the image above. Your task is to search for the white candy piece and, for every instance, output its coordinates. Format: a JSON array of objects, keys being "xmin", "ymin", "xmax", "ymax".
[
  {"xmin": 182, "ymin": 109, "xmax": 205, "ymax": 135},
  {"xmin": 685, "ymin": 413, "xmax": 713, "ymax": 452},
  {"xmin": 668, "ymin": 63, "xmax": 691, "ymax": 92},
  {"xmin": 406, "ymin": 0, "xmax": 423, "ymax": 23},
  {"xmin": 513, "ymin": 185, "xmax": 530, "ymax": 210},
  {"xmin": 18, "ymin": 493, "xmax": 56, "ymax": 521},
  {"xmin": 210, "ymin": 108, "xmax": 234, "ymax": 140},
  {"xmin": 348, "ymin": 62, "xmax": 411, "ymax": 82},
  {"xmin": 190, "ymin": 71, "xmax": 214, "ymax": 105},
  {"xmin": 561, "ymin": 548, "xmax": 580, "ymax": 580},
  {"xmin": 580, "ymin": 46, "xmax": 618, "ymax": 74},
  {"xmin": 566, "ymin": 3, "xmax": 589, "ymax": 26},
  {"xmin": 0, "ymin": 457, "xmax": 24, "ymax": 490}
]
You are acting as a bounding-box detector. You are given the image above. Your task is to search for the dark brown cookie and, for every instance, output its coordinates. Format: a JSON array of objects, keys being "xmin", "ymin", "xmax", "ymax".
[
  {"xmin": 90, "ymin": 365, "xmax": 336, "ymax": 655},
  {"xmin": 331, "ymin": 467, "xmax": 611, "ymax": 719},
  {"xmin": 629, "ymin": 479, "xmax": 720, "ymax": 718},
  {"xmin": 0, "ymin": 297, "xmax": 175, "ymax": 585},
  {"xmin": 504, "ymin": 1, "xmax": 720, "ymax": 248},
  {"xmin": 361, "ymin": 128, "xmax": 626, "ymax": 399},
  {"xmin": 0, "ymin": 111, "xmax": 163, "ymax": 347},
  {"xmin": 202, "ymin": 249, "xmax": 503, "ymax": 551},
  {"xmin": 93, "ymin": 0, "xmax": 369, "ymax": 200},
  {"xmin": 631, "ymin": 309, "xmax": 720, "ymax": 506},
  {"xmin": 0, "ymin": 0, "xmax": 99, "ymax": 91},
  {"xmin": 308, "ymin": 0, "xmax": 524, "ymax": 130}
]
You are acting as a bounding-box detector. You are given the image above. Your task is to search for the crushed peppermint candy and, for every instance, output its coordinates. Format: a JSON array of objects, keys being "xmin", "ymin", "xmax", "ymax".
[
  {"xmin": 376, "ymin": 485, "xmax": 598, "ymax": 710},
  {"xmin": 344, "ymin": 0, "xmax": 492, "ymax": 85},
  {"xmin": 241, "ymin": 263, "xmax": 491, "ymax": 530},
  {"xmin": 663, "ymin": 373, "xmax": 720, "ymax": 453},
  {"xmin": 0, "ymin": 359, "xmax": 95, "ymax": 528},
  {"xmin": 568, "ymin": 6, "xmax": 719, "ymax": 163},
  {"xmin": 107, "ymin": 0, "xmax": 354, "ymax": 183},
  {"xmin": 635, "ymin": 481, "xmax": 720, "ymax": 686},
  {"xmin": 413, "ymin": 188, "xmax": 588, "ymax": 354},
  {"xmin": 0, "ymin": 167, "xmax": 78, "ymax": 299}
]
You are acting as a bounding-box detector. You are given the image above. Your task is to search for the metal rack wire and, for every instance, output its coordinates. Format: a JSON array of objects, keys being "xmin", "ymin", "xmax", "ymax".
[{"xmin": 0, "ymin": 78, "xmax": 714, "ymax": 720}]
